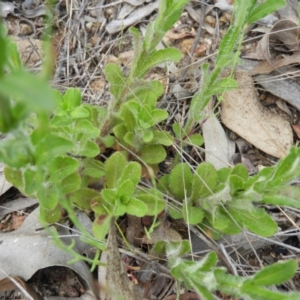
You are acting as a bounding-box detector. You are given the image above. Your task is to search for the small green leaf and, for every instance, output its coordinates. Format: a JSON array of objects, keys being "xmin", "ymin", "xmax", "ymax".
[
  {"xmin": 138, "ymin": 144, "xmax": 166, "ymax": 164},
  {"xmin": 168, "ymin": 205, "xmax": 183, "ymax": 219},
  {"xmin": 228, "ymin": 205, "xmax": 277, "ymax": 237},
  {"xmin": 113, "ymin": 124, "xmax": 128, "ymax": 141},
  {"xmin": 118, "ymin": 179, "xmax": 135, "ymax": 197},
  {"xmin": 78, "ymin": 140, "xmax": 100, "ymax": 157},
  {"xmin": 263, "ymin": 186, "xmax": 300, "ymax": 209},
  {"xmin": 241, "ymin": 283, "xmax": 295, "ymax": 300},
  {"xmin": 217, "ymin": 167, "xmax": 231, "ymax": 184},
  {"xmin": 100, "ymin": 135, "xmax": 115, "ymax": 148},
  {"xmin": 231, "ymin": 164, "xmax": 248, "ymax": 181},
  {"xmin": 247, "ymin": 0, "xmax": 286, "ymax": 25},
  {"xmin": 182, "ymin": 203, "xmax": 204, "ymax": 225},
  {"xmin": 169, "ymin": 163, "xmax": 193, "ymax": 200},
  {"xmin": 184, "ymin": 134, "xmax": 204, "ymax": 147},
  {"xmin": 151, "ymin": 109, "xmax": 169, "ymax": 124},
  {"xmin": 172, "ymin": 122, "xmax": 183, "ymax": 138},
  {"xmin": 138, "ymin": 48, "xmax": 182, "ymax": 77},
  {"xmin": 269, "ymin": 147, "xmax": 300, "ymax": 187},
  {"xmin": 126, "ymin": 197, "xmax": 147, "ymax": 216},
  {"xmin": 124, "ymin": 132, "xmax": 136, "ymax": 147},
  {"xmin": 206, "ymin": 208, "xmax": 230, "ymax": 233},
  {"xmin": 81, "ymin": 158, "xmax": 105, "ymax": 178},
  {"xmin": 37, "ymin": 184, "xmax": 59, "ymax": 210},
  {"xmin": 190, "ymin": 281, "xmax": 214, "ymax": 300},
  {"xmin": 250, "ymin": 260, "xmax": 297, "ymax": 286},
  {"xmin": 105, "ymin": 64, "xmax": 126, "ymax": 99},
  {"xmin": 70, "ymin": 106, "xmax": 89, "ymax": 118},
  {"xmin": 61, "ymin": 172, "xmax": 81, "ymax": 193},
  {"xmin": 229, "ymin": 174, "xmax": 244, "ymax": 195},
  {"xmin": 23, "ymin": 167, "xmax": 40, "ymax": 195},
  {"xmin": 120, "ymin": 103, "xmax": 137, "ymax": 131},
  {"xmin": 93, "ymin": 215, "xmax": 111, "ymax": 240},
  {"xmin": 129, "ymin": 27, "xmax": 143, "ymax": 78},
  {"xmin": 49, "ymin": 156, "xmax": 79, "ymax": 181},
  {"xmin": 63, "ymin": 88, "xmax": 82, "ymax": 110},
  {"xmin": 165, "ymin": 241, "xmax": 191, "ymax": 258},
  {"xmin": 142, "ymin": 130, "xmax": 154, "ymax": 143},
  {"xmin": 0, "ymin": 70, "xmax": 57, "ymax": 112},
  {"xmin": 118, "ymin": 161, "xmax": 141, "ymax": 187},
  {"xmin": 138, "ymin": 189, "xmax": 165, "ymax": 215},
  {"xmin": 4, "ymin": 167, "xmax": 23, "ymax": 191},
  {"xmin": 39, "ymin": 205, "xmax": 62, "ymax": 223},
  {"xmin": 69, "ymin": 188, "xmax": 99, "ymax": 209},
  {"xmin": 152, "ymin": 130, "xmax": 174, "ymax": 146},
  {"xmin": 101, "ymin": 188, "xmax": 117, "ymax": 205},
  {"xmin": 75, "ymin": 119, "xmax": 100, "ymax": 137},
  {"xmin": 35, "ymin": 133, "xmax": 74, "ymax": 163},
  {"xmin": 6, "ymin": 37, "xmax": 22, "ymax": 70},
  {"xmin": 105, "ymin": 152, "xmax": 127, "ymax": 189},
  {"xmin": 209, "ymin": 77, "xmax": 238, "ymax": 96},
  {"xmin": 91, "ymin": 196, "xmax": 107, "ymax": 215},
  {"xmin": 191, "ymin": 162, "xmax": 217, "ymax": 200}
]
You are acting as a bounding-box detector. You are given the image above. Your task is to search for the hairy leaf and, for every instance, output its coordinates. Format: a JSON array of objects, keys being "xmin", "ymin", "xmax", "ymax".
[{"xmin": 169, "ymin": 163, "xmax": 193, "ymax": 199}]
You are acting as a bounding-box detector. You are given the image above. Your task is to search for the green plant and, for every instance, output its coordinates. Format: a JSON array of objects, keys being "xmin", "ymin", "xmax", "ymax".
[
  {"xmin": 1, "ymin": 0, "xmax": 299, "ymax": 299},
  {"xmin": 155, "ymin": 241, "xmax": 300, "ymax": 300}
]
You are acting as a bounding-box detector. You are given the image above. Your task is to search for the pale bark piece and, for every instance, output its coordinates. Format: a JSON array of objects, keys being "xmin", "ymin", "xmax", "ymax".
[
  {"xmin": 221, "ymin": 71, "xmax": 293, "ymax": 158},
  {"xmin": 99, "ymin": 218, "xmax": 142, "ymax": 300},
  {"xmin": 0, "ymin": 163, "xmax": 12, "ymax": 196},
  {"xmin": 203, "ymin": 101, "xmax": 235, "ymax": 169},
  {"xmin": 106, "ymin": 2, "xmax": 159, "ymax": 34}
]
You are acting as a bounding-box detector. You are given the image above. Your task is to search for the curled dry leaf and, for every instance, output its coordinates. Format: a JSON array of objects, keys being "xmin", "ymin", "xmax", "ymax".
[
  {"xmin": 0, "ymin": 208, "xmax": 97, "ymax": 298},
  {"xmin": 221, "ymin": 71, "xmax": 293, "ymax": 158},
  {"xmin": 247, "ymin": 19, "xmax": 300, "ymax": 73},
  {"xmin": 0, "ymin": 276, "xmax": 43, "ymax": 300}
]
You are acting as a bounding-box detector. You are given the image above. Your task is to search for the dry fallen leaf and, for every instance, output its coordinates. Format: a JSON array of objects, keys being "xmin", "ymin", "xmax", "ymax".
[
  {"xmin": 221, "ymin": 71, "xmax": 293, "ymax": 158},
  {"xmin": 202, "ymin": 100, "xmax": 235, "ymax": 169},
  {"xmin": 0, "ymin": 276, "xmax": 43, "ymax": 300},
  {"xmin": 0, "ymin": 207, "xmax": 97, "ymax": 298},
  {"xmin": 254, "ymin": 73, "xmax": 300, "ymax": 112},
  {"xmin": 248, "ymin": 17, "xmax": 300, "ymax": 75}
]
